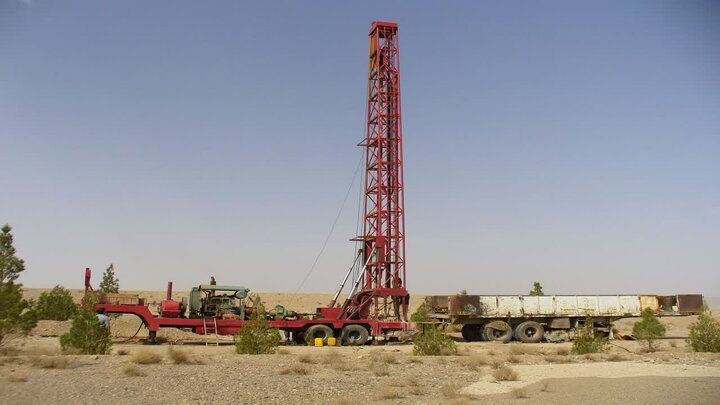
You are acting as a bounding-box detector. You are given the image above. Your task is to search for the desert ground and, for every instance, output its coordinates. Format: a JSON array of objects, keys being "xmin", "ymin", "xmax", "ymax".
[{"xmin": 1, "ymin": 290, "xmax": 719, "ymax": 404}]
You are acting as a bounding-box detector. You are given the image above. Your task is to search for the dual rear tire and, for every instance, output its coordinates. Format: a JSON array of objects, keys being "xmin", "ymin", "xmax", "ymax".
[
  {"xmin": 302, "ymin": 324, "xmax": 370, "ymax": 346},
  {"xmin": 459, "ymin": 321, "xmax": 545, "ymax": 343}
]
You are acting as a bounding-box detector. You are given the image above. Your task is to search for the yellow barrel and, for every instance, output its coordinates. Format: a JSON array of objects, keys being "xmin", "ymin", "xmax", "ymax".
[
  {"xmin": 314, "ymin": 337, "xmax": 323, "ymax": 347},
  {"xmin": 327, "ymin": 337, "xmax": 336, "ymax": 346}
]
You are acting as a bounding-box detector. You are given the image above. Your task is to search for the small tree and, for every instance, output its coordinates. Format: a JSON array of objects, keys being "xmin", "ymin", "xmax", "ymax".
[
  {"xmin": 234, "ymin": 295, "xmax": 281, "ymax": 354},
  {"xmin": 34, "ymin": 285, "xmax": 78, "ymax": 321},
  {"xmin": 99, "ymin": 264, "xmax": 119, "ymax": 294},
  {"xmin": 60, "ymin": 294, "xmax": 112, "ymax": 354},
  {"xmin": 529, "ymin": 282, "xmax": 544, "ymax": 296},
  {"xmin": 0, "ymin": 225, "xmax": 36, "ymax": 347},
  {"xmin": 632, "ymin": 308, "xmax": 666, "ymax": 352},
  {"xmin": 0, "ymin": 224, "xmax": 25, "ymax": 284},
  {"xmin": 688, "ymin": 307, "xmax": 720, "ymax": 353},
  {"xmin": 572, "ymin": 317, "xmax": 608, "ymax": 354},
  {"xmin": 410, "ymin": 302, "xmax": 431, "ymax": 324},
  {"xmin": 413, "ymin": 325, "xmax": 457, "ymax": 356}
]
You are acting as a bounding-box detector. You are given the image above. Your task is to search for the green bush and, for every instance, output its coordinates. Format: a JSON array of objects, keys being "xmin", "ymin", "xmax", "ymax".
[
  {"xmin": 0, "ymin": 282, "xmax": 37, "ymax": 346},
  {"xmin": 410, "ymin": 302, "xmax": 431, "ymax": 324},
  {"xmin": 632, "ymin": 308, "xmax": 666, "ymax": 352},
  {"xmin": 0, "ymin": 224, "xmax": 37, "ymax": 346},
  {"xmin": 572, "ymin": 318, "xmax": 608, "ymax": 354},
  {"xmin": 688, "ymin": 308, "xmax": 720, "ymax": 353},
  {"xmin": 60, "ymin": 295, "xmax": 112, "ymax": 355},
  {"xmin": 35, "ymin": 285, "xmax": 77, "ymax": 321},
  {"xmin": 413, "ymin": 325, "xmax": 457, "ymax": 356},
  {"xmin": 234, "ymin": 295, "xmax": 281, "ymax": 354}
]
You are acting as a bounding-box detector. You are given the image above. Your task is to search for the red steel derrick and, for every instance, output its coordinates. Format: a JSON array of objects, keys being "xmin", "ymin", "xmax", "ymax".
[{"xmin": 343, "ymin": 21, "xmax": 408, "ymax": 322}]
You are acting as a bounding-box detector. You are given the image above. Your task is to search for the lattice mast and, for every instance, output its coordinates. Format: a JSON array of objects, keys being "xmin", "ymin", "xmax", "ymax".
[{"xmin": 342, "ymin": 21, "xmax": 408, "ymax": 322}]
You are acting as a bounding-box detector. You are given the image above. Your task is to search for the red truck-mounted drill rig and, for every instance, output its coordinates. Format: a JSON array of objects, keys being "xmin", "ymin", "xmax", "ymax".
[{"xmin": 90, "ymin": 21, "xmax": 410, "ymax": 345}]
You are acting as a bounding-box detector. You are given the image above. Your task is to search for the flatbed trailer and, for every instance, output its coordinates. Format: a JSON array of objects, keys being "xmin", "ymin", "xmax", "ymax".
[
  {"xmin": 97, "ymin": 302, "xmax": 408, "ymax": 345},
  {"xmin": 425, "ymin": 293, "xmax": 704, "ymax": 343}
]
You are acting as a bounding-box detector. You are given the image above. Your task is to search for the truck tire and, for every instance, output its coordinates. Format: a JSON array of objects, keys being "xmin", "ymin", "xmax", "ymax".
[
  {"xmin": 482, "ymin": 321, "xmax": 513, "ymax": 343},
  {"xmin": 340, "ymin": 324, "xmax": 370, "ymax": 346},
  {"xmin": 461, "ymin": 324, "xmax": 483, "ymax": 342},
  {"xmin": 303, "ymin": 324, "xmax": 334, "ymax": 346},
  {"xmin": 514, "ymin": 321, "xmax": 544, "ymax": 343}
]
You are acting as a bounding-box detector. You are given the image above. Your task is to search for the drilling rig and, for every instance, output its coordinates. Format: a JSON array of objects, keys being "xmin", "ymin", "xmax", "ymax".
[
  {"xmin": 333, "ymin": 21, "xmax": 409, "ymax": 323},
  {"xmin": 90, "ymin": 21, "xmax": 411, "ymax": 345}
]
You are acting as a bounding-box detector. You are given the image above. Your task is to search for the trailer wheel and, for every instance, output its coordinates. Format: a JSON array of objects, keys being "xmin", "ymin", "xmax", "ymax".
[
  {"xmin": 514, "ymin": 321, "xmax": 544, "ymax": 343},
  {"xmin": 461, "ymin": 324, "xmax": 483, "ymax": 342},
  {"xmin": 303, "ymin": 324, "xmax": 334, "ymax": 346},
  {"xmin": 482, "ymin": 321, "xmax": 513, "ymax": 343},
  {"xmin": 340, "ymin": 324, "xmax": 370, "ymax": 346}
]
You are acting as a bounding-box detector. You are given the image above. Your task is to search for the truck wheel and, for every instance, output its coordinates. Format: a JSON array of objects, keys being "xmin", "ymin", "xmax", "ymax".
[
  {"xmin": 303, "ymin": 324, "xmax": 334, "ymax": 346},
  {"xmin": 461, "ymin": 324, "xmax": 483, "ymax": 342},
  {"xmin": 514, "ymin": 321, "xmax": 544, "ymax": 343},
  {"xmin": 340, "ymin": 324, "xmax": 369, "ymax": 346},
  {"xmin": 482, "ymin": 321, "xmax": 513, "ymax": 343}
]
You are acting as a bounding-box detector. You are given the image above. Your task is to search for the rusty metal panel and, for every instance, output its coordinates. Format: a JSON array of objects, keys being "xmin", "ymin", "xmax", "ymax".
[
  {"xmin": 640, "ymin": 295, "xmax": 660, "ymax": 312},
  {"xmin": 448, "ymin": 295, "xmax": 482, "ymax": 315},
  {"xmin": 677, "ymin": 294, "xmax": 704, "ymax": 313},
  {"xmin": 425, "ymin": 295, "xmax": 450, "ymax": 310}
]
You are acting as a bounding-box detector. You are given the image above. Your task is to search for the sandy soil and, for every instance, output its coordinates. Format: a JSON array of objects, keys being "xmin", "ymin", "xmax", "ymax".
[
  {"xmin": 4, "ymin": 289, "xmax": 718, "ymax": 404},
  {"xmin": 2, "ymin": 338, "xmax": 719, "ymax": 404}
]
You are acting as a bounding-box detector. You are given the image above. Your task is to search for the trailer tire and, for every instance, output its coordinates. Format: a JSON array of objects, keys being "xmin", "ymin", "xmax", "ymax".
[
  {"xmin": 482, "ymin": 321, "xmax": 513, "ymax": 343},
  {"xmin": 304, "ymin": 324, "xmax": 334, "ymax": 346},
  {"xmin": 461, "ymin": 324, "xmax": 483, "ymax": 342},
  {"xmin": 514, "ymin": 321, "xmax": 544, "ymax": 343},
  {"xmin": 340, "ymin": 324, "xmax": 370, "ymax": 346}
]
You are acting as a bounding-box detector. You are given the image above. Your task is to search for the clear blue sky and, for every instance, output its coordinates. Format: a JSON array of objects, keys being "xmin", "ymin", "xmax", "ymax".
[{"xmin": 1, "ymin": 1, "xmax": 718, "ymax": 297}]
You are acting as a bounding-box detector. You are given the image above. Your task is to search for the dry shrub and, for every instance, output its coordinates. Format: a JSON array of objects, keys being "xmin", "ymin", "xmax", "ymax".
[
  {"xmin": 607, "ymin": 353, "xmax": 626, "ymax": 362},
  {"xmin": 375, "ymin": 389, "xmax": 405, "ymax": 400},
  {"xmin": 545, "ymin": 355, "xmax": 574, "ymax": 364},
  {"xmin": 30, "ymin": 356, "xmax": 71, "ymax": 369},
  {"xmin": 279, "ymin": 364, "xmax": 310, "ymax": 375},
  {"xmin": 0, "ymin": 347, "xmax": 20, "ymax": 356},
  {"xmin": 406, "ymin": 376, "xmax": 420, "ymax": 386},
  {"xmin": 492, "ymin": 365, "xmax": 519, "ymax": 381},
  {"xmin": 132, "ymin": 350, "xmax": 162, "ymax": 365},
  {"xmin": 441, "ymin": 383, "xmax": 462, "ymax": 399},
  {"xmin": 409, "ymin": 386, "xmax": 426, "ymax": 396},
  {"xmin": 123, "ymin": 365, "xmax": 146, "ymax": 377},
  {"xmin": 490, "ymin": 358, "xmax": 504, "ymax": 369},
  {"xmin": 168, "ymin": 348, "xmax": 201, "ymax": 365},
  {"xmin": 0, "ymin": 356, "xmax": 21, "ymax": 365},
  {"xmin": 511, "ymin": 388, "xmax": 528, "ymax": 398},
  {"xmin": 509, "ymin": 345, "xmax": 534, "ymax": 356},
  {"xmin": 462, "ymin": 355, "xmax": 489, "ymax": 371},
  {"xmin": 369, "ymin": 362, "xmax": 390, "ymax": 376},
  {"xmin": 320, "ymin": 351, "xmax": 342, "ymax": 364},
  {"xmin": 298, "ymin": 353, "xmax": 316, "ymax": 364},
  {"xmin": 116, "ymin": 349, "xmax": 130, "ymax": 356},
  {"xmin": 583, "ymin": 353, "xmax": 600, "ymax": 362},
  {"xmin": 369, "ymin": 351, "xmax": 399, "ymax": 364},
  {"xmin": 22, "ymin": 347, "xmax": 59, "ymax": 356},
  {"xmin": 555, "ymin": 347, "xmax": 570, "ymax": 356},
  {"xmin": 508, "ymin": 355, "xmax": 521, "ymax": 364},
  {"xmin": 7, "ymin": 374, "xmax": 28, "ymax": 383}
]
